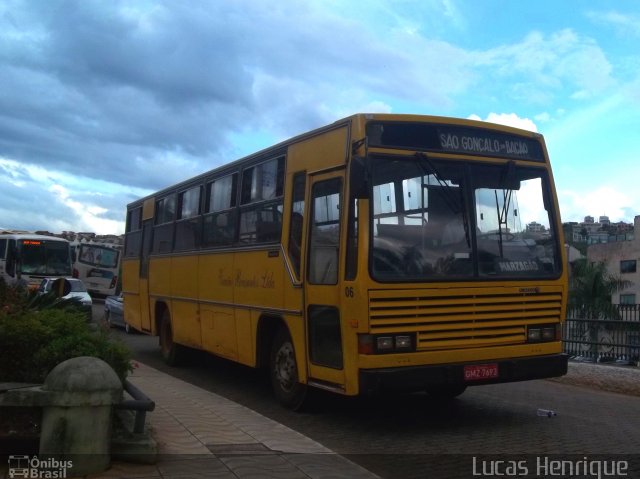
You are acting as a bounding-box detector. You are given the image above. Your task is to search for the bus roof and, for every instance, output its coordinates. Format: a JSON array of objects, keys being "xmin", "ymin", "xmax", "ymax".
[
  {"xmin": 0, "ymin": 231, "xmax": 69, "ymax": 243},
  {"xmin": 126, "ymin": 113, "xmax": 544, "ymax": 209}
]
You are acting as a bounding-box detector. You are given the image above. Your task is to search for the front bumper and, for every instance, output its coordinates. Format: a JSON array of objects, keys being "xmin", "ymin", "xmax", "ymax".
[{"xmin": 359, "ymin": 353, "xmax": 568, "ymax": 395}]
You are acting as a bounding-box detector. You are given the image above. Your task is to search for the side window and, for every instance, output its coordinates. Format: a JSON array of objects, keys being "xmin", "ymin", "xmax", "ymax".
[
  {"xmin": 153, "ymin": 194, "xmax": 176, "ymax": 253},
  {"xmin": 239, "ymin": 157, "xmax": 285, "ymax": 244},
  {"xmin": 203, "ymin": 173, "xmax": 238, "ymax": 247},
  {"xmin": 620, "ymin": 293, "xmax": 636, "ymax": 305},
  {"xmin": 288, "ymin": 172, "xmax": 306, "ymax": 278},
  {"xmin": 241, "ymin": 157, "xmax": 285, "ymax": 204},
  {"xmin": 179, "ymin": 186, "xmax": 201, "ymax": 220},
  {"xmin": 124, "ymin": 207, "xmax": 143, "ymax": 257},
  {"xmin": 308, "ymin": 178, "xmax": 342, "ymax": 284},
  {"xmin": 0, "ymin": 238, "xmax": 6, "ymax": 260},
  {"xmin": 175, "ymin": 185, "xmax": 202, "ymax": 251},
  {"xmin": 155, "ymin": 195, "xmax": 176, "ymax": 225}
]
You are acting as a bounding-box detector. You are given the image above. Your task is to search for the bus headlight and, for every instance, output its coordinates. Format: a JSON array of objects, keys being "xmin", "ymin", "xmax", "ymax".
[
  {"xmin": 358, "ymin": 334, "xmax": 416, "ymax": 354},
  {"xmin": 527, "ymin": 324, "xmax": 559, "ymax": 343},
  {"xmin": 541, "ymin": 326, "xmax": 556, "ymax": 341},
  {"xmin": 395, "ymin": 335, "xmax": 412, "ymax": 350},
  {"xmin": 376, "ymin": 336, "xmax": 394, "ymax": 351}
]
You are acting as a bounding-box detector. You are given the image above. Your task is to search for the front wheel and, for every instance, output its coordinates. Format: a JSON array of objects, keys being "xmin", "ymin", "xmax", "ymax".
[
  {"xmin": 270, "ymin": 327, "xmax": 307, "ymax": 410},
  {"xmin": 159, "ymin": 310, "xmax": 184, "ymax": 366}
]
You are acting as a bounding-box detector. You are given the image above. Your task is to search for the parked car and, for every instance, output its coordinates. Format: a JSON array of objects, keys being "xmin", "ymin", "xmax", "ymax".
[
  {"xmin": 104, "ymin": 293, "xmax": 132, "ymax": 333},
  {"xmin": 37, "ymin": 277, "xmax": 93, "ymax": 321}
]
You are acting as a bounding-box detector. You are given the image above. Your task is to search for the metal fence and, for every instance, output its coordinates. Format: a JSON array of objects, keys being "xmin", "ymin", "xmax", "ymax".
[{"xmin": 563, "ymin": 306, "xmax": 640, "ymax": 365}]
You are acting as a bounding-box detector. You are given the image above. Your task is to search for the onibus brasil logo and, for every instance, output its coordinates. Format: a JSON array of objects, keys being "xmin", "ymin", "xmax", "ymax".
[{"xmin": 8, "ymin": 456, "xmax": 73, "ymax": 479}]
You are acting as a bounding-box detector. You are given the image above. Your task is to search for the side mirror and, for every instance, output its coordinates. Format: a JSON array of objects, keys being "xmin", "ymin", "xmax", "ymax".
[{"xmin": 349, "ymin": 156, "xmax": 370, "ymax": 199}]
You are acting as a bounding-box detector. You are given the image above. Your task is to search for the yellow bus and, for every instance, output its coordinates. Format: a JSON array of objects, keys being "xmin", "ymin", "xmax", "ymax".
[{"xmin": 123, "ymin": 113, "xmax": 568, "ymax": 409}]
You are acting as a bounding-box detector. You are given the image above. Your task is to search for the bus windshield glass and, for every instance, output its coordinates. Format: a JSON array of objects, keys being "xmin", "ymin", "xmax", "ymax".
[
  {"xmin": 78, "ymin": 244, "xmax": 119, "ymax": 268},
  {"xmin": 370, "ymin": 156, "xmax": 561, "ymax": 281},
  {"xmin": 19, "ymin": 240, "xmax": 72, "ymax": 276}
]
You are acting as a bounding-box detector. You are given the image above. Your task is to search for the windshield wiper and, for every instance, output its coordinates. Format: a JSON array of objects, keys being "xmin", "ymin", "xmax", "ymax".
[{"xmin": 415, "ymin": 153, "xmax": 471, "ymax": 248}]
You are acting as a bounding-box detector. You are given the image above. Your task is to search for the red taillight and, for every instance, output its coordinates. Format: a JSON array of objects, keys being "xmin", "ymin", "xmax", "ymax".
[
  {"xmin": 358, "ymin": 334, "xmax": 375, "ymax": 354},
  {"xmin": 110, "ymin": 276, "xmax": 117, "ymax": 289}
]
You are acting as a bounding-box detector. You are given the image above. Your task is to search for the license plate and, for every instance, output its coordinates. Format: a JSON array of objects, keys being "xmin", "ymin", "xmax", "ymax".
[{"xmin": 464, "ymin": 363, "xmax": 499, "ymax": 381}]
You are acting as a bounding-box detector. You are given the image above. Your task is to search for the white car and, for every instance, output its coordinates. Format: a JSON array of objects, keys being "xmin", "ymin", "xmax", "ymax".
[{"xmin": 38, "ymin": 277, "xmax": 93, "ymax": 321}]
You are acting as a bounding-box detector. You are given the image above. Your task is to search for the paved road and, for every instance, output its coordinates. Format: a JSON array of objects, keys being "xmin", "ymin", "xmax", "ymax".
[{"xmin": 96, "ymin": 304, "xmax": 640, "ymax": 478}]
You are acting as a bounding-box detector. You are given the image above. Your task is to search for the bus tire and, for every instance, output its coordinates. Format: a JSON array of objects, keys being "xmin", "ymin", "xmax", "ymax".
[
  {"xmin": 270, "ymin": 327, "xmax": 307, "ymax": 410},
  {"xmin": 159, "ymin": 310, "xmax": 183, "ymax": 366},
  {"xmin": 426, "ymin": 385, "xmax": 467, "ymax": 399}
]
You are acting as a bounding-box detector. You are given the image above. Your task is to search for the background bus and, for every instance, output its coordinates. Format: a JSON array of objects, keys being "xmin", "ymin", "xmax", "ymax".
[
  {"xmin": 0, "ymin": 231, "xmax": 72, "ymax": 289},
  {"xmin": 72, "ymin": 242, "xmax": 121, "ymax": 297},
  {"xmin": 123, "ymin": 113, "xmax": 568, "ymax": 409}
]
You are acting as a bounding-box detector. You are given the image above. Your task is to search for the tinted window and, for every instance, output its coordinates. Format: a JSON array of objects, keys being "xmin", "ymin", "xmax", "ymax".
[{"xmin": 179, "ymin": 186, "xmax": 201, "ymax": 219}]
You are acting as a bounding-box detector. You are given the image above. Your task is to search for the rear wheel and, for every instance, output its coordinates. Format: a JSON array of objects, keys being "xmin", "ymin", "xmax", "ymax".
[
  {"xmin": 159, "ymin": 310, "xmax": 184, "ymax": 366},
  {"xmin": 270, "ymin": 327, "xmax": 307, "ymax": 410}
]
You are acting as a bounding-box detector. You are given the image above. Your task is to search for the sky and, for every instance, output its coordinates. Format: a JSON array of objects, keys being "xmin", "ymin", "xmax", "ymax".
[{"xmin": 1, "ymin": 0, "xmax": 639, "ymax": 235}]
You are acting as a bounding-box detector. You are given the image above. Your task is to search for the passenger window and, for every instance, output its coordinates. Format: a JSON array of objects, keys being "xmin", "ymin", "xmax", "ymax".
[
  {"xmin": 203, "ymin": 174, "xmax": 238, "ymax": 247},
  {"xmin": 239, "ymin": 157, "xmax": 285, "ymax": 244}
]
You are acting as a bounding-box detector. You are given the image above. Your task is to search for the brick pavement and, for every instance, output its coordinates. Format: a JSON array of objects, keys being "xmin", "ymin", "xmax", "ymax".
[
  {"xmin": 92, "ymin": 362, "xmax": 379, "ymax": 479},
  {"xmin": 3, "ymin": 360, "xmax": 638, "ymax": 478}
]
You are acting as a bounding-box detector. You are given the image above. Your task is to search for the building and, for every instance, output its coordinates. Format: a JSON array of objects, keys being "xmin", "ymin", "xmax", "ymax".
[
  {"xmin": 567, "ymin": 215, "xmax": 633, "ymax": 245},
  {"xmin": 588, "ymin": 215, "xmax": 640, "ymax": 304}
]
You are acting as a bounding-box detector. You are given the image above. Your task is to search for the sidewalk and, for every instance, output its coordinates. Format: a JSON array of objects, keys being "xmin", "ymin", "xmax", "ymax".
[
  {"xmin": 93, "ymin": 362, "xmax": 379, "ymax": 479},
  {"xmin": 550, "ymin": 359, "xmax": 640, "ymax": 397}
]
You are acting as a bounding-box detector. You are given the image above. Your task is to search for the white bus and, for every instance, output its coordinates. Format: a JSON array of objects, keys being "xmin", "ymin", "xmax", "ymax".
[
  {"xmin": 72, "ymin": 242, "xmax": 121, "ymax": 296},
  {"xmin": 0, "ymin": 232, "xmax": 73, "ymax": 289}
]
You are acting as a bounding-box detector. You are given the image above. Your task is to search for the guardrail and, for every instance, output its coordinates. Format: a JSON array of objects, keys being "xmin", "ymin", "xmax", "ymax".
[
  {"xmin": 114, "ymin": 379, "xmax": 155, "ymax": 434},
  {"xmin": 563, "ymin": 314, "xmax": 640, "ymax": 365}
]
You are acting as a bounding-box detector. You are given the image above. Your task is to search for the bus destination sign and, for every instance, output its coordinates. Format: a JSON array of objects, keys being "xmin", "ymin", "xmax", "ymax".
[
  {"xmin": 438, "ymin": 130, "xmax": 535, "ymax": 160},
  {"xmin": 366, "ymin": 121, "xmax": 545, "ymax": 162}
]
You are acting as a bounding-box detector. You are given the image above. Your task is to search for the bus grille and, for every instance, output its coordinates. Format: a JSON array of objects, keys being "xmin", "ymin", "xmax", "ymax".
[{"xmin": 368, "ymin": 287, "xmax": 563, "ymax": 351}]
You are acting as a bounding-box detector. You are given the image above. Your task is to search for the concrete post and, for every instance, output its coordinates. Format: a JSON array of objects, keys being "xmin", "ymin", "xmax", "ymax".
[{"xmin": 39, "ymin": 356, "xmax": 123, "ymax": 476}]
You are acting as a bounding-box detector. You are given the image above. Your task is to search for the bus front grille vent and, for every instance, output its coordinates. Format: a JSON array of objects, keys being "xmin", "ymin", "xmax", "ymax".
[{"xmin": 368, "ymin": 287, "xmax": 563, "ymax": 350}]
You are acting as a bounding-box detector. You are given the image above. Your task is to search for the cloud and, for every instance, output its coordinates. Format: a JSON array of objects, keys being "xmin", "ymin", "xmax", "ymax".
[
  {"xmin": 586, "ymin": 10, "xmax": 640, "ymax": 37},
  {"xmin": 467, "ymin": 113, "xmax": 538, "ymax": 132},
  {"xmin": 558, "ymin": 186, "xmax": 636, "ymax": 224},
  {"xmin": 0, "ymin": 157, "xmax": 147, "ymax": 234},
  {"xmin": 473, "ymin": 29, "xmax": 614, "ymax": 103},
  {"xmin": 0, "ymin": 0, "xmax": 635, "ymax": 235}
]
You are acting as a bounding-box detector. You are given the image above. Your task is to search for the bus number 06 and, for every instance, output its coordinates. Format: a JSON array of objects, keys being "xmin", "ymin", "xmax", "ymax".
[{"xmin": 345, "ymin": 287, "xmax": 354, "ymax": 298}]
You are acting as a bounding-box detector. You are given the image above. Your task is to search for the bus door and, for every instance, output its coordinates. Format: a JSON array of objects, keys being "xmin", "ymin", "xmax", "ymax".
[
  {"xmin": 305, "ymin": 172, "xmax": 346, "ymax": 390},
  {"xmin": 138, "ymin": 219, "xmax": 153, "ymax": 333}
]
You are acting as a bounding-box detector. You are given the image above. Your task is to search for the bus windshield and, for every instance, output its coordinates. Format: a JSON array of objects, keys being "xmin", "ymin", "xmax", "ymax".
[
  {"xmin": 19, "ymin": 240, "xmax": 72, "ymax": 276},
  {"xmin": 370, "ymin": 156, "xmax": 561, "ymax": 281},
  {"xmin": 78, "ymin": 244, "xmax": 119, "ymax": 268}
]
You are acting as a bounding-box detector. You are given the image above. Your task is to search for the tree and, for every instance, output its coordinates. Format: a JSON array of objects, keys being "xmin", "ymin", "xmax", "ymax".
[
  {"xmin": 568, "ymin": 258, "xmax": 633, "ymax": 360},
  {"xmin": 568, "ymin": 258, "xmax": 632, "ymax": 320}
]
